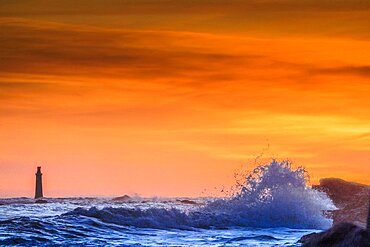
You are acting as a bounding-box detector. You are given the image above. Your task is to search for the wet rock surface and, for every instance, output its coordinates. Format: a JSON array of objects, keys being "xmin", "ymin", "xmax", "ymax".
[
  {"xmin": 299, "ymin": 222, "xmax": 369, "ymax": 247},
  {"xmin": 314, "ymin": 178, "xmax": 369, "ymax": 228}
]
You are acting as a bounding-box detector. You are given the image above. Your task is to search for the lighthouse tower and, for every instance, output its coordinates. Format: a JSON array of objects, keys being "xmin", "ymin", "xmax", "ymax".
[{"xmin": 35, "ymin": 166, "xmax": 43, "ymax": 199}]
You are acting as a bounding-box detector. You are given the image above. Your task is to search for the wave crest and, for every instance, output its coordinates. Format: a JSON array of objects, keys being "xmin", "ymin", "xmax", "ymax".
[{"xmin": 65, "ymin": 160, "xmax": 335, "ymax": 229}]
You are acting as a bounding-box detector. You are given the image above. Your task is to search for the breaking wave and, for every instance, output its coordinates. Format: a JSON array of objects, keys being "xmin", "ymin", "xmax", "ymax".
[{"xmin": 66, "ymin": 160, "xmax": 335, "ymax": 229}]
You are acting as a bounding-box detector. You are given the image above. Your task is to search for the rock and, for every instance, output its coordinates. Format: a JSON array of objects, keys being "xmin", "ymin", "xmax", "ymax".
[
  {"xmin": 299, "ymin": 222, "xmax": 369, "ymax": 247},
  {"xmin": 176, "ymin": 199, "xmax": 198, "ymax": 205},
  {"xmin": 313, "ymin": 178, "xmax": 369, "ymax": 228},
  {"xmin": 34, "ymin": 199, "xmax": 48, "ymax": 204},
  {"xmin": 112, "ymin": 195, "xmax": 131, "ymax": 202}
]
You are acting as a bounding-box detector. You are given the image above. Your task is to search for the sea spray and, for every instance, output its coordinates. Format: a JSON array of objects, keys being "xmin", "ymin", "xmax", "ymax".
[
  {"xmin": 65, "ymin": 160, "xmax": 336, "ymax": 229},
  {"xmin": 200, "ymin": 160, "xmax": 336, "ymax": 229}
]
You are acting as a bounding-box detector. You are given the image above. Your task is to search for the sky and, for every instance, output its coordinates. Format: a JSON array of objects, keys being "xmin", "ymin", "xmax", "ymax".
[{"xmin": 0, "ymin": 0, "xmax": 370, "ymax": 197}]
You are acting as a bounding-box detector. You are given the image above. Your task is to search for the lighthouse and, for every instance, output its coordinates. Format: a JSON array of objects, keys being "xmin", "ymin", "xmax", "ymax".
[{"xmin": 35, "ymin": 166, "xmax": 43, "ymax": 199}]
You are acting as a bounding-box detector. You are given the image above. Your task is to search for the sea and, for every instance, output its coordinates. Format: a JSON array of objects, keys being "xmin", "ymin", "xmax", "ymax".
[{"xmin": 0, "ymin": 160, "xmax": 336, "ymax": 246}]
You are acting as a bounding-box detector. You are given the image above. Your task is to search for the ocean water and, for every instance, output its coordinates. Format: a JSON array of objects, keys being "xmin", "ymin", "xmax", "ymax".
[{"xmin": 0, "ymin": 160, "xmax": 336, "ymax": 246}]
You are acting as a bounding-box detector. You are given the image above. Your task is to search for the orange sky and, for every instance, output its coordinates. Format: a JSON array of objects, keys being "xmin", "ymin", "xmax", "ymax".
[{"xmin": 0, "ymin": 0, "xmax": 370, "ymax": 197}]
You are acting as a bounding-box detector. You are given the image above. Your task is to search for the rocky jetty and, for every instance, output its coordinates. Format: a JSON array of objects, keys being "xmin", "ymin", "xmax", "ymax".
[{"xmin": 313, "ymin": 178, "xmax": 369, "ymax": 228}]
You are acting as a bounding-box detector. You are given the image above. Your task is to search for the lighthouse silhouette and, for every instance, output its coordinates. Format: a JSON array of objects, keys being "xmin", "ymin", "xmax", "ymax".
[{"xmin": 35, "ymin": 166, "xmax": 43, "ymax": 199}]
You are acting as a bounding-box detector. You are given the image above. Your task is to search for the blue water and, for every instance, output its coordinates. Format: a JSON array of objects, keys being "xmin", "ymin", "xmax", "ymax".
[
  {"xmin": 0, "ymin": 161, "xmax": 335, "ymax": 246},
  {"xmin": 0, "ymin": 198, "xmax": 318, "ymax": 246}
]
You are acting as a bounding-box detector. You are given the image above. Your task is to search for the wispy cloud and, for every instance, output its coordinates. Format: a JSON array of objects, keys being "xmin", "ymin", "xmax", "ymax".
[
  {"xmin": 1, "ymin": 1, "xmax": 369, "ymax": 39},
  {"xmin": 0, "ymin": 18, "xmax": 260, "ymax": 79},
  {"xmin": 1, "ymin": 18, "xmax": 370, "ymax": 121},
  {"xmin": 310, "ymin": 66, "xmax": 370, "ymax": 77}
]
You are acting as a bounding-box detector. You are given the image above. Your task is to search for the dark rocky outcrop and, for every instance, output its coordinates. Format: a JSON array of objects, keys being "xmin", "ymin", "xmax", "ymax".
[
  {"xmin": 313, "ymin": 178, "xmax": 369, "ymax": 228},
  {"xmin": 299, "ymin": 178, "xmax": 369, "ymax": 246},
  {"xmin": 299, "ymin": 222, "xmax": 369, "ymax": 247},
  {"xmin": 111, "ymin": 195, "xmax": 131, "ymax": 202},
  {"xmin": 176, "ymin": 199, "xmax": 198, "ymax": 205},
  {"xmin": 35, "ymin": 199, "xmax": 48, "ymax": 204}
]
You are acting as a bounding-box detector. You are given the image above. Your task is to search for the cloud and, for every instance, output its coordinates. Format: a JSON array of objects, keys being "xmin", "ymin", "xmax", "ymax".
[
  {"xmin": 1, "ymin": 0, "xmax": 369, "ymax": 16},
  {"xmin": 1, "ymin": 1, "xmax": 369, "ymax": 39},
  {"xmin": 310, "ymin": 66, "xmax": 370, "ymax": 78},
  {"xmin": 0, "ymin": 18, "xmax": 260, "ymax": 80},
  {"xmin": 0, "ymin": 81, "xmax": 52, "ymax": 91},
  {"xmin": 1, "ymin": 18, "xmax": 369, "ymax": 124}
]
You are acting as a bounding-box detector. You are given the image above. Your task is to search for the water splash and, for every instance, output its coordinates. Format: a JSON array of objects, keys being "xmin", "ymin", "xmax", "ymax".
[
  {"xmin": 200, "ymin": 160, "xmax": 335, "ymax": 229},
  {"xmin": 66, "ymin": 160, "xmax": 335, "ymax": 229}
]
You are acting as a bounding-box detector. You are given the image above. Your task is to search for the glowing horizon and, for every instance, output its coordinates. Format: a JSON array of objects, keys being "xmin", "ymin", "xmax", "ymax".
[{"xmin": 1, "ymin": 0, "xmax": 369, "ymax": 197}]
